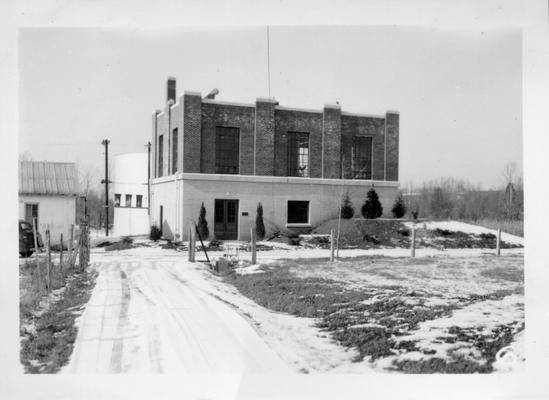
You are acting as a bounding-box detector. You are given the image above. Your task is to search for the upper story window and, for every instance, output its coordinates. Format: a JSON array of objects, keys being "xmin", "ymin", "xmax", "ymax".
[
  {"xmin": 136, "ymin": 195, "xmax": 143, "ymax": 208},
  {"xmin": 172, "ymin": 128, "xmax": 178, "ymax": 173},
  {"xmin": 114, "ymin": 194, "xmax": 121, "ymax": 207},
  {"xmin": 287, "ymin": 132, "xmax": 309, "ymax": 177},
  {"xmin": 352, "ymin": 136, "xmax": 373, "ymax": 179},
  {"xmin": 158, "ymin": 134, "xmax": 164, "ymax": 177},
  {"xmin": 215, "ymin": 126, "xmax": 240, "ymax": 174},
  {"xmin": 125, "ymin": 194, "xmax": 132, "ymax": 207}
]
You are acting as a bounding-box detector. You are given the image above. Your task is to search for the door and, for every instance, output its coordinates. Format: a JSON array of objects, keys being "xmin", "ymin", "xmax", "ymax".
[
  {"xmin": 159, "ymin": 205, "xmax": 163, "ymax": 236},
  {"xmin": 214, "ymin": 199, "xmax": 239, "ymax": 240}
]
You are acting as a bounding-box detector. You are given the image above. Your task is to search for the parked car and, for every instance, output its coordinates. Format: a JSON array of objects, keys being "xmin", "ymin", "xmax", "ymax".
[{"xmin": 19, "ymin": 219, "xmax": 43, "ymax": 257}]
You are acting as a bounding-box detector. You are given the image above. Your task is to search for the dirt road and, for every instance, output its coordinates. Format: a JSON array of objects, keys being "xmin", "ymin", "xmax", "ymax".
[{"xmin": 62, "ymin": 250, "xmax": 289, "ymax": 373}]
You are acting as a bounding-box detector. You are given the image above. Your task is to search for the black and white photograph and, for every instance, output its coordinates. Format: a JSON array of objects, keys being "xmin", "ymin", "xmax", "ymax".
[{"xmin": 2, "ymin": 1, "xmax": 548, "ymax": 399}]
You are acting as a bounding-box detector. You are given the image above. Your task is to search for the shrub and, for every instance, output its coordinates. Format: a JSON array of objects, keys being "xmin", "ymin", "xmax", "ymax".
[
  {"xmin": 256, "ymin": 202, "xmax": 266, "ymax": 240},
  {"xmin": 391, "ymin": 194, "xmax": 407, "ymax": 218},
  {"xmin": 340, "ymin": 192, "xmax": 355, "ymax": 219},
  {"xmin": 197, "ymin": 202, "xmax": 209, "ymax": 239},
  {"xmin": 361, "ymin": 188, "xmax": 383, "ymax": 219},
  {"xmin": 149, "ymin": 225, "xmax": 161, "ymax": 241}
]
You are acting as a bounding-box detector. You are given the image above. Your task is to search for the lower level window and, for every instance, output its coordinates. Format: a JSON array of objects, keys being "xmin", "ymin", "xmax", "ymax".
[
  {"xmin": 125, "ymin": 194, "xmax": 132, "ymax": 207},
  {"xmin": 287, "ymin": 201, "xmax": 309, "ymax": 224},
  {"xmin": 114, "ymin": 194, "xmax": 121, "ymax": 207},
  {"xmin": 136, "ymin": 195, "xmax": 143, "ymax": 208}
]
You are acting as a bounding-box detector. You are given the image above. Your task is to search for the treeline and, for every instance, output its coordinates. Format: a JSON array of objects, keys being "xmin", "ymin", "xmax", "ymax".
[
  {"xmin": 76, "ymin": 189, "xmax": 114, "ymax": 230},
  {"xmin": 403, "ymin": 176, "xmax": 523, "ymax": 221}
]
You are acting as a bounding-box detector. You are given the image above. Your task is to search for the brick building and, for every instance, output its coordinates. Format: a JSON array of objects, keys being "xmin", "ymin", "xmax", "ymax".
[{"xmin": 150, "ymin": 78, "xmax": 399, "ymax": 241}]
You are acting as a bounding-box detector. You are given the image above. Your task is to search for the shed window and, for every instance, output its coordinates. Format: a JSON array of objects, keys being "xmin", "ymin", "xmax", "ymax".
[
  {"xmin": 114, "ymin": 194, "xmax": 121, "ymax": 207},
  {"xmin": 25, "ymin": 203, "xmax": 39, "ymax": 226},
  {"xmin": 136, "ymin": 195, "xmax": 143, "ymax": 208},
  {"xmin": 125, "ymin": 195, "xmax": 132, "ymax": 207},
  {"xmin": 287, "ymin": 132, "xmax": 309, "ymax": 177},
  {"xmin": 215, "ymin": 126, "xmax": 240, "ymax": 174},
  {"xmin": 287, "ymin": 201, "xmax": 309, "ymax": 224},
  {"xmin": 352, "ymin": 136, "xmax": 373, "ymax": 179}
]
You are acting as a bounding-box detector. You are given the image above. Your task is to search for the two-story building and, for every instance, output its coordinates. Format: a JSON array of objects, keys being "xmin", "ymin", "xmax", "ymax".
[{"xmin": 150, "ymin": 78, "xmax": 399, "ymax": 241}]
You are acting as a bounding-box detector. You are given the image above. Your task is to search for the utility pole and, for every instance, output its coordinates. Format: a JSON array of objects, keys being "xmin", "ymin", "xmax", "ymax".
[
  {"xmin": 146, "ymin": 141, "xmax": 151, "ymax": 215},
  {"xmin": 101, "ymin": 139, "xmax": 111, "ymax": 236}
]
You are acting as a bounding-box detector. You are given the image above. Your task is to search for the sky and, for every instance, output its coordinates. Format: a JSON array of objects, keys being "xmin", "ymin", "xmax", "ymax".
[{"xmin": 18, "ymin": 26, "xmax": 522, "ymax": 189}]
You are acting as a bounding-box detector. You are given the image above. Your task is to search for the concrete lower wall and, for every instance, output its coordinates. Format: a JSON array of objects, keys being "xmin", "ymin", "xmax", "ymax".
[
  {"xmin": 19, "ymin": 195, "xmax": 76, "ymax": 245},
  {"xmin": 151, "ymin": 174, "xmax": 399, "ymax": 241}
]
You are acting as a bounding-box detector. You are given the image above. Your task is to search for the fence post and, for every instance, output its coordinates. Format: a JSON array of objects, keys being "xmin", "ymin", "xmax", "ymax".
[
  {"xmin": 46, "ymin": 229, "xmax": 52, "ymax": 292},
  {"xmin": 251, "ymin": 227, "xmax": 257, "ymax": 264},
  {"xmin": 59, "ymin": 233, "xmax": 64, "ymax": 274},
  {"xmin": 32, "ymin": 218, "xmax": 42, "ymax": 293},
  {"xmin": 330, "ymin": 229, "xmax": 335, "ymax": 262},
  {"xmin": 68, "ymin": 224, "xmax": 74, "ymax": 268},
  {"xmin": 411, "ymin": 227, "xmax": 416, "ymax": 258},
  {"xmin": 189, "ymin": 225, "xmax": 196, "ymax": 262},
  {"xmin": 496, "ymin": 228, "xmax": 501, "ymax": 256}
]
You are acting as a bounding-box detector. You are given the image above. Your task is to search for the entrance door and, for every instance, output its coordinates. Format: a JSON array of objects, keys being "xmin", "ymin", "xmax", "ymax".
[
  {"xmin": 159, "ymin": 205, "xmax": 163, "ymax": 236},
  {"xmin": 214, "ymin": 199, "xmax": 239, "ymax": 240}
]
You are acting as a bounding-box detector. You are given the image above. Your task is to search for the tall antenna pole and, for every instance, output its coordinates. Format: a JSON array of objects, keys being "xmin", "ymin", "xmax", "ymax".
[
  {"xmin": 267, "ymin": 25, "xmax": 271, "ymax": 99},
  {"xmin": 101, "ymin": 139, "xmax": 110, "ymax": 236}
]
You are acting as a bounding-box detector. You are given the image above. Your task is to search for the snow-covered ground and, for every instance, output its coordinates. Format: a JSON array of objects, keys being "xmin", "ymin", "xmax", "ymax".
[
  {"xmin": 62, "ymin": 220, "xmax": 524, "ymax": 374},
  {"xmin": 403, "ymin": 220, "xmax": 524, "ymax": 246}
]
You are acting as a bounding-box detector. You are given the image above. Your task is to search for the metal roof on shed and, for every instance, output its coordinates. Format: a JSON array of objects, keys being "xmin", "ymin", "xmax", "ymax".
[{"xmin": 19, "ymin": 161, "xmax": 78, "ymax": 195}]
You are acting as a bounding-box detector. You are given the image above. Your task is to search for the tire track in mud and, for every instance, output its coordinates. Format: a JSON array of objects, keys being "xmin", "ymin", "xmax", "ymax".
[{"xmin": 109, "ymin": 265, "xmax": 131, "ymax": 373}]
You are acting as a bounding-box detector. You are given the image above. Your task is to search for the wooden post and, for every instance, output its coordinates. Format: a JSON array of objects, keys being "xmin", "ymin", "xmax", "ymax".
[
  {"xmin": 330, "ymin": 229, "xmax": 335, "ymax": 262},
  {"xmin": 189, "ymin": 225, "xmax": 196, "ymax": 262},
  {"xmin": 68, "ymin": 224, "xmax": 74, "ymax": 268},
  {"xmin": 251, "ymin": 227, "xmax": 257, "ymax": 264},
  {"xmin": 46, "ymin": 229, "xmax": 52, "ymax": 292},
  {"xmin": 32, "ymin": 218, "xmax": 42, "ymax": 293},
  {"xmin": 188, "ymin": 226, "xmax": 192, "ymax": 262},
  {"xmin": 59, "ymin": 233, "xmax": 64, "ymax": 274},
  {"xmin": 496, "ymin": 228, "xmax": 501, "ymax": 256},
  {"xmin": 411, "ymin": 227, "xmax": 416, "ymax": 258}
]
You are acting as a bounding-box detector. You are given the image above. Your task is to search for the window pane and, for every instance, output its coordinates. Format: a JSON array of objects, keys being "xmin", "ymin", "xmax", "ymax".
[
  {"xmin": 287, "ymin": 201, "xmax": 309, "ymax": 224},
  {"xmin": 158, "ymin": 135, "xmax": 164, "ymax": 177},
  {"xmin": 172, "ymin": 128, "xmax": 178, "ymax": 173},
  {"xmin": 287, "ymin": 132, "xmax": 309, "ymax": 177},
  {"xmin": 215, "ymin": 127, "xmax": 240, "ymax": 174},
  {"xmin": 114, "ymin": 194, "xmax": 121, "ymax": 207},
  {"xmin": 136, "ymin": 195, "xmax": 143, "ymax": 208},
  {"xmin": 125, "ymin": 195, "xmax": 132, "ymax": 207},
  {"xmin": 352, "ymin": 136, "xmax": 372, "ymax": 179}
]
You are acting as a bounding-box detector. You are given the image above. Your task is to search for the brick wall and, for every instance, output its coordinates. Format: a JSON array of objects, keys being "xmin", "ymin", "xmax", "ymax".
[
  {"xmin": 341, "ymin": 115, "xmax": 386, "ymax": 180},
  {"xmin": 274, "ymin": 109, "xmax": 323, "ymax": 178},
  {"xmin": 183, "ymin": 92, "xmax": 202, "ymax": 173},
  {"xmin": 255, "ymin": 99, "xmax": 277, "ymax": 176},
  {"xmin": 322, "ymin": 105, "xmax": 341, "ymax": 179},
  {"xmin": 201, "ymin": 101, "xmax": 255, "ymax": 175},
  {"xmin": 385, "ymin": 112, "xmax": 399, "ymax": 181}
]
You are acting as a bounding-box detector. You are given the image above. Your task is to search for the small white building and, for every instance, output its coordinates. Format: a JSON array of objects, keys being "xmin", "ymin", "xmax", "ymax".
[
  {"xmin": 18, "ymin": 161, "xmax": 79, "ymax": 245},
  {"xmin": 112, "ymin": 153, "xmax": 149, "ymax": 237}
]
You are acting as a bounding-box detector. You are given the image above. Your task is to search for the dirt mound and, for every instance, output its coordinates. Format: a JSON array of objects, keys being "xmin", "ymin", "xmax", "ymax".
[{"xmin": 313, "ymin": 219, "xmax": 409, "ymax": 249}]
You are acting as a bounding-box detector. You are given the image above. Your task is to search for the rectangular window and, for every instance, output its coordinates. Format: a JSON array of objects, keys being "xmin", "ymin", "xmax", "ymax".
[
  {"xmin": 24, "ymin": 203, "xmax": 39, "ymax": 226},
  {"xmin": 215, "ymin": 126, "xmax": 240, "ymax": 174},
  {"xmin": 352, "ymin": 136, "xmax": 373, "ymax": 179},
  {"xmin": 125, "ymin": 194, "xmax": 132, "ymax": 207},
  {"xmin": 114, "ymin": 194, "xmax": 121, "ymax": 207},
  {"xmin": 136, "ymin": 195, "xmax": 143, "ymax": 208},
  {"xmin": 287, "ymin": 132, "xmax": 309, "ymax": 177},
  {"xmin": 158, "ymin": 134, "xmax": 164, "ymax": 177},
  {"xmin": 172, "ymin": 128, "xmax": 178, "ymax": 173},
  {"xmin": 287, "ymin": 201, "xmax": 309, "ymax": 224}
]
